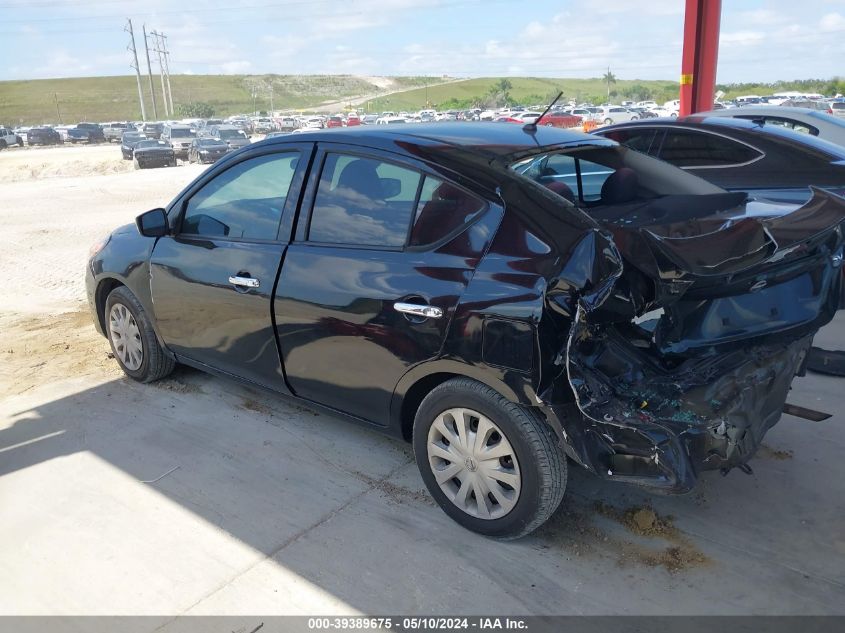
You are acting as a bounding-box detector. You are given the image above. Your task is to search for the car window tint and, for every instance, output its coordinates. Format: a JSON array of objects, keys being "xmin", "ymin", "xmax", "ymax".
[
  {"xmin": 181, "ymin": 152, "xmax": 298, "ymax": 240},
  {"xmin": 658, "ymin": 130, "xmax": 762, "ymax": 167},
  {"xmin": 409, "ymin": 177, "xmax": 486, "ymax": 246},
  {"xmin": 602, "ymin": 128, "xmax": 658, "ymax": 154},
  {"xmin": 308, "ymin": 154, "xmax": 421, "ymax": 247}
]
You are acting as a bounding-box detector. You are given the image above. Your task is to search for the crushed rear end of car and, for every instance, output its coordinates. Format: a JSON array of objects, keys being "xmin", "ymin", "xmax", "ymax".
[{"xmin": 537, "ymin": 186, "xmax": 845, "ymax": 493}]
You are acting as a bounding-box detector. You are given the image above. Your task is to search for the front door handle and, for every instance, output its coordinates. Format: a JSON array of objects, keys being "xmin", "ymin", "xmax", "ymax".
[
  {"xmin": 228, "ymin": 275, "xmax": 260, "ymax": 289},
  {"xmin": 393, "ymin": 302, "xmax": 443, "ymax": 319}
]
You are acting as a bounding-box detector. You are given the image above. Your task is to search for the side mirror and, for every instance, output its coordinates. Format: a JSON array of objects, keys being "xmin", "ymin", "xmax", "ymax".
[{"xmin": 136, "ymin": 208, "xmax": 169, "ymax": 238}]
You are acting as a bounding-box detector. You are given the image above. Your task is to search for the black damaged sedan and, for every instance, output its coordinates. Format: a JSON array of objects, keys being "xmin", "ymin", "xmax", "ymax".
[{"xmin": 86, "ymin": 123, "xmax": 845, "ymax": 538}]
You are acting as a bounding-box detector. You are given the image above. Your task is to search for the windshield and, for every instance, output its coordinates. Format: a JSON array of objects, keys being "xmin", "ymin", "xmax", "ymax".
[
  {"xmin": 218, "ymin": 129, "xmax": 246, "ymax": 139},
  {"xmin": 169, "ymin": 128, "xmax": 195, "ymax": 138},
  {"xmin": 198, "ymin": 138, "xmax": 224, "ymax": 146}
]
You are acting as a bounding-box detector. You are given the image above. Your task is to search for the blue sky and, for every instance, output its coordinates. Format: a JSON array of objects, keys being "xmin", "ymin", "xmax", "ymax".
[{"xmin": 1, "ymin": 0, "xmax": 844, "ymax": 82}]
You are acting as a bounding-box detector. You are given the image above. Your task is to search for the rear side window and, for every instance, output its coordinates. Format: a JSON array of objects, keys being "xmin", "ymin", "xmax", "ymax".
[
  {"xmin": 658, "ymin": 130, "xmax": 762, "ymax": 167},
  {"xmin": 308, "ymin": 153, "xmax": 485, "ymax": 248},
  {"xmin": 409, "ymin": 177, "xmax": 486, "ymax": 246},
  {"xmin": 181, "ymin": 152, "xmax": 299, "ymax": 240}
]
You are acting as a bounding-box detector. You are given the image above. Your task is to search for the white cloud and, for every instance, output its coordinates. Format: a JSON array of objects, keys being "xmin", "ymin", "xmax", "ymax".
[{"xmin": 819, "ymin": 12, "xmax": 845, "ymax": 31}]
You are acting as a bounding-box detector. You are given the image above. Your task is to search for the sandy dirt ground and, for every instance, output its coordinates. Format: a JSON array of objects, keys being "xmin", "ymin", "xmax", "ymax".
[{"xmin": 0, "ymin": 143, "xmax": 844, "ymax": 617}]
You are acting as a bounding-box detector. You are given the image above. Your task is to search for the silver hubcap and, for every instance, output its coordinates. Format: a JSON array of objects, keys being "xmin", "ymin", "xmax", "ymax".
[
  {"xmin": 427, "ymin": 408, "xmax": 521, "ymax": 520},
  {"xmin": 109, "ymin": 303, "xmax": 143, "ymax": 371}
]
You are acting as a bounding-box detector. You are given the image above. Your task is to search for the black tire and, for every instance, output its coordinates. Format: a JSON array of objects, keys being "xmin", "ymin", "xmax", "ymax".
[
  {"xmin": 133, "ymin": 157, "xmax": 141, "ymax": 170},
  {"xmin": 105, "ymin": 286, "xmax": 175, "ymax": 383},
  {"xmin": 0, "ymin": 140, "xmax": 6, "ymax": 150},
  {"xmin": 413, "ymin": 377, "xmax": 566, "ymax": 539},
  {"xmin": 604, "ymin": 118, "xmax": 613, "ymax": 125}
]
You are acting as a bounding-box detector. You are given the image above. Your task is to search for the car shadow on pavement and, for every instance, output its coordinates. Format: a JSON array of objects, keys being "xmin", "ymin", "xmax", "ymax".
[{"xmin": 2, "ymin": 365, "xmax": 844, "ymax": 615}]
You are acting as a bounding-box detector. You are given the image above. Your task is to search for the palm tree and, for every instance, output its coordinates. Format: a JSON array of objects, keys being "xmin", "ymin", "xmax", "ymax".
[{"xmin": 603, "ymin": 68, "xmax": 617, "ymax": 101}]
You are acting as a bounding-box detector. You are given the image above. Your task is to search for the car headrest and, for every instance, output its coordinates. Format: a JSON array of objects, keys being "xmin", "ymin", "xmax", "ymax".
[
  {"xmin": 543, "ymin": 180, "xmax": 575, "ymax": 203},
  {"xmin": 336, "ymin": 159, "xmax": 382, "ymax": 197},
  {"xmin": 601, "ymin": 167, "xmax": 639, "ymax": 204},
  {"xmin": 433, "ymin": 182, "xmax": 465, "ymax": 200}
]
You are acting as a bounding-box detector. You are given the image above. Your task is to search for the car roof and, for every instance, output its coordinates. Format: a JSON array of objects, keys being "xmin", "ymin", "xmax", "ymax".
[{"xmin": 254, "ymin": 121, "xmax": 609, "ymax": 161}]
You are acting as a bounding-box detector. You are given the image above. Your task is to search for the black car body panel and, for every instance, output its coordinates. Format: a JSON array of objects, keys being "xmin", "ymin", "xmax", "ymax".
[{"xmin": 87, "ymin": 123, "xmax": 845, "ymax": 495}]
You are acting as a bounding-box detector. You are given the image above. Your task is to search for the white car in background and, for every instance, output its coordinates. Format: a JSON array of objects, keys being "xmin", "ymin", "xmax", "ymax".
[
  {"xmin": 596, "ymin": 106, "xmax": 640, "ymax": 125},
  {"xmin": 510, "ymin": 111, "xmax": 544, "ymax": 123},
  {"xmin": 376, "ymin": 115, "xmax": 407, "ymax": 125},
  {"xmin": 479, "ymin": 110, "xmax": 496, "ymax": 121},
  {"xmin": 0, "ymin": 126, "xmax": 24, "ymax": 149}
]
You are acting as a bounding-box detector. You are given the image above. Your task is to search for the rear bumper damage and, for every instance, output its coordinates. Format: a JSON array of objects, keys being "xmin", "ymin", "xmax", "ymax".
[{"xmin": 544, "ymin": 319, "xmax": 813, "ymax": 493}]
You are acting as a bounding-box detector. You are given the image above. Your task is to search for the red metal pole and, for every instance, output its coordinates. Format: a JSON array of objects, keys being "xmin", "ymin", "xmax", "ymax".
[{"xmin": 679, "ymin": 0, "xmax": 722, "ymax": 116}]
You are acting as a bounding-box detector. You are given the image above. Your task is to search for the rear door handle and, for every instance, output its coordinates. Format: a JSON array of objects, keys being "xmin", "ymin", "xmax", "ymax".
[
  {"xmin": 393, "ymin": 302, "xmax": 443, "ymax": 319},
  {"xmin": 228, "ymin": 275, "xmax": 260, "ymax": 288}
]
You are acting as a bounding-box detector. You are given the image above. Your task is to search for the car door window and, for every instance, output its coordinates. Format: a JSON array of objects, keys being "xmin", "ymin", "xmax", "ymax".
[
  {"xmin": 658, "ymin": 130, "xmax": 762, "ymax": 167},
  {"xmin": 308, "ymin": 154, "xmax": 421, "ymax": 247},
  {"xmin": 181, "ymin": 152, "xmax": 299, "ymax": 240}
]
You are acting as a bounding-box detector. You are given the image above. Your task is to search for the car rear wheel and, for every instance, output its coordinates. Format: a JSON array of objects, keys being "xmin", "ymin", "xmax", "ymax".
[
  {"xmin": 0, "ymin": 140, "xmax": 6, "ymax": 150},
  {"xmin": 105, "ymin": 286, "xmax": 175, "ymax": 383},
  {"xmin": 604, "ymin": 118, "xmax": 613, "ymax": 125},
  {"xmin": 413, "ymin": 377, "xmax": 566, "ymax": 539}
]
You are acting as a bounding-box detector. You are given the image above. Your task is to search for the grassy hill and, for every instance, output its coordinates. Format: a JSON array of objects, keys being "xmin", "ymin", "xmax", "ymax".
[
  {"xmin": 0, "ymin": 74, "xmax": 680, "ymax": 125},
  {"xmin": 365, "ymin": 77, "xmax": 681, "ymax": 112},
  {"xmin": 0, "ymin": 74, "xmax": 433, "ymax": 125}
]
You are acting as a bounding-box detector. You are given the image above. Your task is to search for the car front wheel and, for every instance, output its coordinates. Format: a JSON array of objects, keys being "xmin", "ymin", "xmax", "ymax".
[
  {"xmin": 105, "ymin": 286, "xmax": 175, "ymax": 382},
  {"xmin": 413, "ymin": 377, "xmax": 566, "ymax": 539},
  {"xmin": 604, "ymin": 118, "xmax": 613, "ymax": 125}
]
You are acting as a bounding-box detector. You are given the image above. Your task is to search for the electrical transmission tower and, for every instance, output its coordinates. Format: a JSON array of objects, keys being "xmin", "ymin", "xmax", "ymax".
[
  {"xmin": 142, "ymin": 24, "xmax": 158, "ymax": 120},
  {"xmin": 150, "ymin": 31, "xmax": 174, "ymax": 117},
  {"xmin": 125, "ymin": 19, "xmax": 147, "ymax": 121}
]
